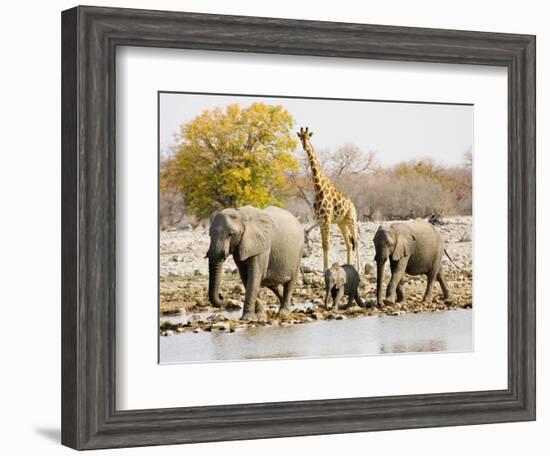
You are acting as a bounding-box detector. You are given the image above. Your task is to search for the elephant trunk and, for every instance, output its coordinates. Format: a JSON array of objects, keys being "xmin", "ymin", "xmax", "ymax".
[
  {"xmin": 208, "ymin": 257, "xmax": 225, "ymax": 307},
  {"xmin": 376, "ymin": 260, "xmax": 385, "ymax": 306}
]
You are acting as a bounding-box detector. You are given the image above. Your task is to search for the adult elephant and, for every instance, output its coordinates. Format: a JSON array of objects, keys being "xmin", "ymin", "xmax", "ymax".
[
  {"xmin": 373, "ymin": 220, "xmax": 451, "ymax": 307},
  {"xmin": 206, "ymin": 205, "xmax": 304, "ymax": 321}
]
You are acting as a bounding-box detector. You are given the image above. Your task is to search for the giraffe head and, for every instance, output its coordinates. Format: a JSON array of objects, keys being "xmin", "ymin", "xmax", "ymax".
[{"xmin": 297, "ymin": 127, "xmax": 314, "ymax": 151}]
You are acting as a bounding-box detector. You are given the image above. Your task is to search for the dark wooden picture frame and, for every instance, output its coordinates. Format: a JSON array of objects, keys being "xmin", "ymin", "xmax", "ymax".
[{"xmin": 61, "ymin": 6, "xmax": 536, "ymax": 450}]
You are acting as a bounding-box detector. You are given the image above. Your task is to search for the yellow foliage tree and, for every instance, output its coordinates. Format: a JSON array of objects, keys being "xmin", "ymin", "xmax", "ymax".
[{"xmin": 165, "ymin": 103, "xmax": 299, "ymax": 219}]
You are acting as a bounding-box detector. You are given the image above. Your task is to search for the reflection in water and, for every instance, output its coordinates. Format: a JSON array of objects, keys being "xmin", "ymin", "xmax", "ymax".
[
  {"xmin": 380, "ymin": 340, "xmax": 446, "ymax": 354},
  {"xmin": 160, "ymin": 309, "xmax": 472, "ymax": 364}
]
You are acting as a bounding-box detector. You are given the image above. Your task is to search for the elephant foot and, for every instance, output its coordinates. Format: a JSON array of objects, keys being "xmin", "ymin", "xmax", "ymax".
[
  {"xmin": 382, "ymin": 298, "xmax": 395, "ymax": 306},
  {"xmin": 241, "ymin": 312, "xmax": 257, "ymax": 322},
  {"xmin": 396, "ymin": 299, "xmax": 407, "ymax": 306},
  {"xmin": 256, "ymin": 310, "xmax": 268, "ymax": 323},
  {"xmin": 277, "ymin": 307, "xmax": 291, "ymax": 319}
]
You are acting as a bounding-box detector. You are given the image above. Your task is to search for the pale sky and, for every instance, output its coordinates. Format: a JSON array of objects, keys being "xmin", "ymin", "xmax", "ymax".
[{"xmin": 159, "ymin": 92, "xmax": 473, "ymax": 167}]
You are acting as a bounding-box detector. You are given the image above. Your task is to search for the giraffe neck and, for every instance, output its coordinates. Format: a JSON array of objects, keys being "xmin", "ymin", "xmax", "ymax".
[{"xmin": 304, "ymin": 144, "xmax": 331, "ymax": 199}]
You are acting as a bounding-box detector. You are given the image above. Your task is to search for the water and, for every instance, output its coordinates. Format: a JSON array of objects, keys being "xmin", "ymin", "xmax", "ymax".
[{"xmin": 159, "ymin": 309, "xmax": 472, "ymax": 364}]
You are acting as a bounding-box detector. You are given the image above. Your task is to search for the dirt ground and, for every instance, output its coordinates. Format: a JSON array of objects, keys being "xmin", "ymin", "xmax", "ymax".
[{"xmin": 159, "ymin": 217, "xmax": 472, "ymax": 333}]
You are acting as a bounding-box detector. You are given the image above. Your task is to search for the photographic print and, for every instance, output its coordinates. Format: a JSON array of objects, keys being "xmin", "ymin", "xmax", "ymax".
[{"xmin": 158, "ymin": 92, "xmax": 473, "ymax": 364}]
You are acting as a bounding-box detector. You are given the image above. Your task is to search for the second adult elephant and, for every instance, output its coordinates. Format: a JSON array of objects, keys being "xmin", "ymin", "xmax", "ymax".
[
  {"xmin": 206, "ymin": 205, "xmax": 304, "ymax": 321},
  {"xmin": 373, "ymin": 220, "xmax": 451, "ymax": 306}
]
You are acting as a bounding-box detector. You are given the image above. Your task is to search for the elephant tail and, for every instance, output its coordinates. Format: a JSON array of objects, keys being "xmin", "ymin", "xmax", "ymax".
[{"xmin": 444, "ymin": 248, "xmax": 460, "ymax": 269}]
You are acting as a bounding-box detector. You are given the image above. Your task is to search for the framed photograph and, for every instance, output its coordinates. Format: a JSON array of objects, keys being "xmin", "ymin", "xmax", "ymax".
[{"xmin": 61, "ymin": 5, "xmax": 535, "ymax": 450}]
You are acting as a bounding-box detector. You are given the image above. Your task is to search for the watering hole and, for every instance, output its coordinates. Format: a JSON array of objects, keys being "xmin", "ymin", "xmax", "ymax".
[{"xmin": 159, "ymin": 308, "xmax": 472, "ymax": 364}]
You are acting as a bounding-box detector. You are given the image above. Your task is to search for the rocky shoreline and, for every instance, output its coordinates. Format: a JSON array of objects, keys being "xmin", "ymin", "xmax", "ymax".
[{"xmin": 160, "ymin": 216, "xmax": 472, "ymax": 336}]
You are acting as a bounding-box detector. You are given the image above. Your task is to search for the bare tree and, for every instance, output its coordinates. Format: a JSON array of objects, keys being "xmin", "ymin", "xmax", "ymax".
[{"xmin": 327, "ymin": 144, "xmax": 378, "ymax": 177}]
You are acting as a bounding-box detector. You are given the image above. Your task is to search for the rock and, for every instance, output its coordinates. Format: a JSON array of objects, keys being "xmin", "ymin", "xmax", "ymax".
[
  {"xmin": 176, "ymin": 327, "xmax": 185, "ymax": 333},
  {"xmin": 193, "ymin": 327, "xmax": 203, "ymax": 333},
  {"xmin": 232, "ymin": 284, "xmax": 244, "ymax": 293},
  {"xmin": 311, "ymin": 311, "xmax": 325, "ymax": 321},
  {"xmin": 212, "ymin": 322, "xmax": 231, "ymax": 331},
  {"xmin": 302, "ymin": 265, "xmax": 314, "ymax": 273},
  {"xmin": 363, "ymin": 263, "xmax": 374, "ymax": 275},
  {"xmin": 193, "ymin": 269, "xmax": 202, "ymax": 276},
  {"xmin": 178, "ymin": 224, "xmax": 193, "ymax": 231},
  {"xmin": 225, "ymin": 299, "xmax": 243, "ymax": 310},
  {"xmin": 209, "ymin": 314, "xmax": 227, "ymax": 323},
  {"xmin": 164, "ymin": 330, "xmax": 175, "ymax": 336},
  {"xmin": 335, "ymin": 314, "xmax": 347, "ymax": 320}
]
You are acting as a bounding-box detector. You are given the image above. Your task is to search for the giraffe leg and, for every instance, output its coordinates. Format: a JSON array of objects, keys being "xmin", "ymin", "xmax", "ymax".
[
  {"xmin": 320, "ymin": 220, "xmax": 331, "ymax": 271},
  {"xmin": 351, "ymin": 220, "xmax": 362, "ymax": 272},
  {"xmin": 338, "ymin": 223, "xmax": 353, "ymax": 265}
]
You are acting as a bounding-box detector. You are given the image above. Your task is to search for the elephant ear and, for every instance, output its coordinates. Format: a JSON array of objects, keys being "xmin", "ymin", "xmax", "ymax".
[
  {"xmin": 334, "ymin": 265, "xmax": 346, "ymax": 288},
  {"xmin": 392, "ymin": 228, "xmax": 415, "ymax": 261},
  {"xmin": 237, "ymin": 206, "xmax": 275, "ymax": 261}
]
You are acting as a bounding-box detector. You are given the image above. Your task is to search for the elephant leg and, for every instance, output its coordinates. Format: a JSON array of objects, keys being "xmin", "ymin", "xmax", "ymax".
[
  {"xmin": 334, "ymin": 287, "xmax": 345, "ymax": 310},
  {"xmin": 346, "ymin": 293, "xmax": 354, "ymax": 309},
  {"xmin": 265, "ymin": 285, "xmax": 284, "ymax": 320},
  {"xmin": 237, "ymin": 262, "xmax": 248, "ymax": 287},
  {"xmin": 255, "ymin": 298, "xmax": 267, "ymax": 322},
  {"xmin": 330, "ymin": 288, "xmax": 337, "ymax": 308},
  {"xmin": 241, "ymin": 259, "xmax": 262, "ymax": 321},
  {"xmin": 396, "ymin": 279, "xmax": 406, "ymax": 304},
  {"xmin": 422, "ymin": 271, "xmax": 437, "ymax": 304},
  {"xmin": 278, "ymin": 276, "xmax": 297, "ymax": 317},
  {"xmin": 355, "ymin": 292, "xmax": 365, "ymax": 308},
  {"xmin": 320, "ymin": 220, "xmax": 331, "ymax": 271},
  {"xmin": 268, "ymin": 285, "xmax": 283, "ymax": 302},
  {"xmin": 324, "ymin": 287, "xmax": 331, "ymax": 309},
  {"xmin": 437, "ymin": 270, "xmax": 451, "ymax": 301},
  {"xmin": 385, "ymin": 259, "xmax": 407, "ymax": 305}
]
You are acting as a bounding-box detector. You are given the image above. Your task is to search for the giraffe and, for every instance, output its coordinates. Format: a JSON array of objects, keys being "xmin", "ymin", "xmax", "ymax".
[{"xmin": 297, "ymin": 126, "xmax": 362, "ymax": 272}]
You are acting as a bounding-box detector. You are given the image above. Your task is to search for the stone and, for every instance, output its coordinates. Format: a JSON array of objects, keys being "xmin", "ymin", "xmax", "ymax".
[
  {"xmin": 311, "ymin": 311, "xmax": 325, "ymax": 321},
  {"xmin": 363, "ymin": 263, "xmax": 374, "ymax": 275},
  {"xmin": 225, "ymin": 299, "xmax": 243, "ymax": 310},
  {"xmin": 212, "ymin": 322, "xmax": 231, "ymax": 331}
]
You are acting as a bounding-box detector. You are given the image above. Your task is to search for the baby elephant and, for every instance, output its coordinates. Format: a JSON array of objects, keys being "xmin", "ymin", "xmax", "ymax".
[{"xmin": 324, "ymin": 263, "xmax": 364, "ymax": 310}]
